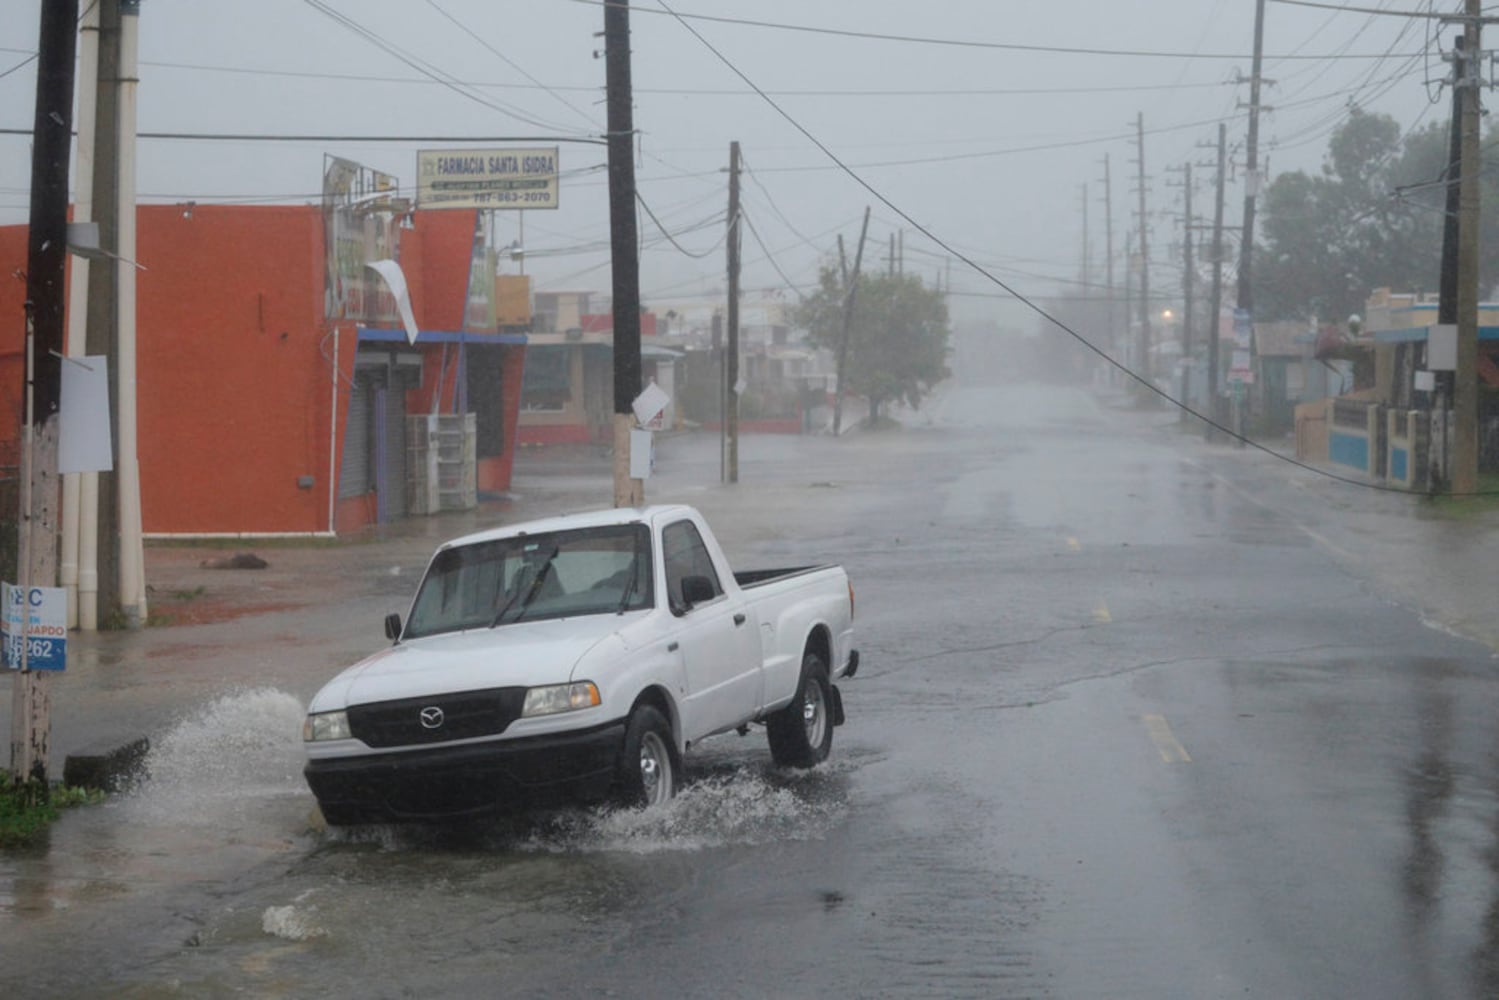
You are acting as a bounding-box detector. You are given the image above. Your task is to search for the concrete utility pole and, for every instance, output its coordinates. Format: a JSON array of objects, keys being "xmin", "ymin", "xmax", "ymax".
[
  {"xmin": 61, "ymin": 0, "xmax": 100, "ymax": 632},
  {"xmin": 604, "ymin": 0, "xmax": 643, "ymax": 507},
  {"xmin": 832, "ymin": 208, "xmax": 871, "ymax": 436},
  {"xmin": 1453, "ymin": 0, "xmax": 1483, "ymax": 495},
  {"xmin": 13, "ymin": 0, "xmax": 79, "ymax": 788},
  {"xmin": 725, "ymin": 141, "xmax": 741, "ymax": 484},
  {"xmin": 1134, "ymin": 112, "xmax": 1152, "ymax": 401},
  {"xmin": 1207, "ymin": 122, "xmax": 1228, "ymax": 440}
]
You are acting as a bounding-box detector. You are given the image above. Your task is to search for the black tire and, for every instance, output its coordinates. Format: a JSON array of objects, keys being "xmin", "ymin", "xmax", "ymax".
[
  {"xmin": 616, "ymin": 705, "xmax": 678, "ymax": 808},
  {"xmin": 767, "ymin": 653, "xmax": 833, "ymax": 768}
]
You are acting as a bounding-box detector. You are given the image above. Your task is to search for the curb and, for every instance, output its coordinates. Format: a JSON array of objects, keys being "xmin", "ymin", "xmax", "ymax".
[{"xmin": 63, "ymin": 736, "xmax": 150, "ymax": 792}]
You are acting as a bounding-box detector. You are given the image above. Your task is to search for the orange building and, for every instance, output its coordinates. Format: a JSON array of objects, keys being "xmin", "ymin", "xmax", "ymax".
[{"xmin": 0, "ymin": 204, "xmax": 525, "ymax": 536}]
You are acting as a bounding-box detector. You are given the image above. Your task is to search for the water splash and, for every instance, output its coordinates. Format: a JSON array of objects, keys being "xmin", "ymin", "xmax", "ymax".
[
  {"xmin": 261, "ymin": 903, "xmax": 327, "ymax": 941},
  {"xmin": 527, "ymin": 763, "xmax": 850, "ymax": 855},
  {"xmin": 127, "ymin": 688, "xmax": 307, "ymax": 825},
  {"xmin": 321, "ymin": 760, "xmax": 851, "ymax": 855}
]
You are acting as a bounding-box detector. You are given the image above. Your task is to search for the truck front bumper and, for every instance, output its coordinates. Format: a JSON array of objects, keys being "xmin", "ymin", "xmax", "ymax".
[{"xmin": 304, "ymin": 719, "xmax": 627, "ymax": 823}]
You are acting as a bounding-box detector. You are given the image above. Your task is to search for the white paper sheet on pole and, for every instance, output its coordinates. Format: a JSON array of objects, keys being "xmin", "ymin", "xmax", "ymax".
[
  {"xmin": 59, "ymin": 355, "xmax": 113, "ymax": 474},
  {"xmin": 630, "ymin": 428, "xmax": 653, "ymax": 480},
  {"xmin": 631, "ymin": 381, "xmax": 671, "ymax": 429},
  {"xmin": 365, "ymin": 259, "xmax": 422, "ymax": 345}
]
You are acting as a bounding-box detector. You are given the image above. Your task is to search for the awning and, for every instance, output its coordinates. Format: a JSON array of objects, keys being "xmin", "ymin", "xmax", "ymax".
[{"xmin": 358, "ymin": 327, "xmax": 528, "ymax": 346}]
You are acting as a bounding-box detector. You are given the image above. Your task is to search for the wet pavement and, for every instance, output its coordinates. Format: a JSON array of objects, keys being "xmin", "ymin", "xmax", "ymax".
[{"xmin": 3, "ymin": 364, "xmax": 1499, "ymax": 998}]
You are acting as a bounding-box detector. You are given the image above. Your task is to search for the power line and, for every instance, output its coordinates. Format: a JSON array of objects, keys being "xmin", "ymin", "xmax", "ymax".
[
  {"xmin": 650, "ymin": 0, "xmax": 1497, "ymax": 496},
  {"xmin": 300, "ymin": 0, "xmax": 590, "ymax": 137},
  {"xmin": 636, "ymin": 192, "xmax": 726, "ymax": 259},
  {"xmin": 1269, "ymin": 0, "xmax": 1453, "ymax": 17},
  {"xmin": 571, "ymin": 0, "xmax": 1424, "ymax": 60},
  {"xmin": 739, "ymin": 207, "xmax": 807, "ymax": 300},
  {"xmin": 423, "ymin": 0, "xmax": 602, "ymax": 131}
]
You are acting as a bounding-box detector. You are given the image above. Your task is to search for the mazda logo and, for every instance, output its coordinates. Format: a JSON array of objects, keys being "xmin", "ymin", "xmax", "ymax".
[{"xmin": 419, "ymin": 706, "xmax": 445, "ymax": 730}]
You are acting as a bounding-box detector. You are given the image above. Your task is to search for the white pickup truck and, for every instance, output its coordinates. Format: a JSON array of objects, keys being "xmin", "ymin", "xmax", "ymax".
[{"xmin": 302, "ymin": 504, "xmax": 859, "ymax": 824}]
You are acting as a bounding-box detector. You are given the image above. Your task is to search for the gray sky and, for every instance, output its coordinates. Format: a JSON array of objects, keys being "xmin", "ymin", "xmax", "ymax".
[{"xmin": 1, "ymin": 1, "xmax": 1447, "ymax": 327}]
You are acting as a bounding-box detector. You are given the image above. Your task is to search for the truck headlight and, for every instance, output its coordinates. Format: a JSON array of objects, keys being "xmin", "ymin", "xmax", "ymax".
[
  {"xmin": 303, "ymin": 710, "xmax": 351, "ymax": 742},
  {"xmin": 522, "ymin": 682, "xmax": 601, "ymax": 717}
]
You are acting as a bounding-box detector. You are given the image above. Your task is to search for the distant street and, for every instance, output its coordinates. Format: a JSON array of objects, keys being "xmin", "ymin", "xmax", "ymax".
[{"xmin": 5, "ymin": 362, "xmax": 1499, "ymax": 998}]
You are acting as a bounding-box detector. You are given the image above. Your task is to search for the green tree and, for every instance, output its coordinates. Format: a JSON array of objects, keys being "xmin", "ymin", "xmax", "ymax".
[
  {"xmin": 1257, "ymin": 109, "xmax": 1499, "ymax": 323},
  {"xmin": 796, "ymin": 266, "xmax": 951, "ymax": 423}
]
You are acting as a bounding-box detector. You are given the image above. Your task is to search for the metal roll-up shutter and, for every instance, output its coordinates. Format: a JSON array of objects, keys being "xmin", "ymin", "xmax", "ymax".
[
  {"xmin": 339, "ymin": 375, "xmax": 372, "ymax": 499},
  {"xmin": 380, "ymin": 379, "xmax": 410, "ymax": 521}
]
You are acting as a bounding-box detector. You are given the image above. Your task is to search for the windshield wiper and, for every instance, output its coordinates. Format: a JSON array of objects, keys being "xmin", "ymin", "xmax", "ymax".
[
  {"xmin": 615, "ymin": 555, "xmax": 640, "ymax": 615},
  {"xmin": 492, "ymin": 546, "xmax": 558, "ymax": 627}
]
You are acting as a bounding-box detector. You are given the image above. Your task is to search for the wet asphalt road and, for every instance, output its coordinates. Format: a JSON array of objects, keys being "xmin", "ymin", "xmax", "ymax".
[{"xmin": 4, "ymin": 369, "xmax": 1499, "ymax": 998}]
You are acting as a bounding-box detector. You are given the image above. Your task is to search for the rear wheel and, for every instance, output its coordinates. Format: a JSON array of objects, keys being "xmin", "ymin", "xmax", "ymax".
[
  {"xmin": 767, "ymin": 653, "xmax": 833, "ymax": 768},
  {"xmin": 616, "ymin": 705, "xmax": 677, "ymax": 808}
]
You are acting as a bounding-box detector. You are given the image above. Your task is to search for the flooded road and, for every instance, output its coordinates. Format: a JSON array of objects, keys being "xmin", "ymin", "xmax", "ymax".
[{"xmin": 5, "ymin": 371, "xmax": 1499, "ymax": 997}]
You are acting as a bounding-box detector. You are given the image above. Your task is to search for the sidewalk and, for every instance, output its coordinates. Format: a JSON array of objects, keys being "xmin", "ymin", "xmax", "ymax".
[{"xmin": 1129, "ymin": 394, "xmax": 1499, "ymax": 658}]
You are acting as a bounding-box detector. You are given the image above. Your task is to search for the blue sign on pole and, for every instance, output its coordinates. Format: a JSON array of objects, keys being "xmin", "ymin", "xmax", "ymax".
[{"xmin": 1, "ymin": 582, "xmax": 68, "ymax": 671}]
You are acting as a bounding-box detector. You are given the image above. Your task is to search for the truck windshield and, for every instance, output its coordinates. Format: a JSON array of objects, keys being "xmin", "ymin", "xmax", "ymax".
[{"xmin": 403, "ymin": 524, "xmax": 654, "ymax": 639}]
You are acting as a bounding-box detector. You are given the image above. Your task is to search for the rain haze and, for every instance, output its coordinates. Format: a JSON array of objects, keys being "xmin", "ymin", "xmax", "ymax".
[
  {"xmin": 2, "ymin": 0, "xmax": 1443, "ymax": 325},
  {"xmin": 7, "ymin": 3, "xmax": 1499, "ymax": 999}
]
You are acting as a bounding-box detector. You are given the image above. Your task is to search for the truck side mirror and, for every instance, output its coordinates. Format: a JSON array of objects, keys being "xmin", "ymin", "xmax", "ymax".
[
  {"xmin": 384, "ymin": 613, "xmax": 402, "ymax": 641},
  {"xmin": 680, "ymin": 575, "xmax": 715, "ymax": 611}
]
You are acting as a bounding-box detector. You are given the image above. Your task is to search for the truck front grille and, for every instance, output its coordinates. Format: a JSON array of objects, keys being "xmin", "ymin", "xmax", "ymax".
[{"xmin": 348, "ymin": 687, "xmax": 527, "ymax": 748}]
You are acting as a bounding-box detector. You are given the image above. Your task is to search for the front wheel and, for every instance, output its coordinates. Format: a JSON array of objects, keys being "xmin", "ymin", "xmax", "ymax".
[
  {"xmin": 616, "ymin": 705, "xmax": 678, "ymax": 808},
  {"xmin": 767, "ymin": 653, "xmax": 833, "ymax": 768}
]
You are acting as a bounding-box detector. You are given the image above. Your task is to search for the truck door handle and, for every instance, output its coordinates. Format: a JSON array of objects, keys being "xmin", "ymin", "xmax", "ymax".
[
  {"xmin": 733, "ymin": 613, "xmax": 747, "ymax": 626},
  {"xmin": 668, "ymin": 641, "xmax": 679, "ymax": 652}
]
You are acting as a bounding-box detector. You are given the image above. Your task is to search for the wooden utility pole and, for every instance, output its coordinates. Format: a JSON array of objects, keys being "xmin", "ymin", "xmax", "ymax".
[
  {"xmin": 832, "ymin": 208, "xmax": 871, "ymax": 436},
  {"xmin": 1454, "ymin": 2, "xmax": 1482, "ymax": 495},
  {"xmin": 1101, "ymin": 156, "xmax": 1116, "ymax": 363},
  {"xmin": 86, "ymin": 0, "xmax": 123, "ymax": 619},
  {"xmin": 1235, "ymin": 0, "xmax": 1267, "ymax": 443},
  {"xmin": 1180, "ymin": 162, "xmax": 1195, "ymax": 422},
  {"xmin": 13, "ymin": 0, "xmax": 79, "ymax": 789},
  {"xmin": 1206, "ymin": 122, "xmax": 1227, "ymax": 440},
  {"xmin": 1134, "ymin": 112, "xmax": 1152, "ymax": 401},
  {"xmin": 604, "ymin": 0, "xmax": 643, "ymax": 507},
  {"xmin": 725, "ymin": 141, "xmax": 741, "ymax": 484},
  {"xmin": 1079, "ymin": 183, "xmax": 1090, "ymax": 289}
]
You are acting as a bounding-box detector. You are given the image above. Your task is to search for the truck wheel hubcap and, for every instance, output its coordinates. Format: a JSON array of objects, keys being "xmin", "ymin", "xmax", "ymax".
[
  {"xmin": 639, "ymin": 731, "xmax": 671, "ymax": 805},
  {"xmin": 803, "ymin": 683, "xmax": 825, "ymax": 746}
]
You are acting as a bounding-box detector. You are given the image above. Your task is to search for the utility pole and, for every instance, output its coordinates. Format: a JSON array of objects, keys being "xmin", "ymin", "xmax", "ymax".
[
  {"xmin": 1453, "ymin": 0, "xmax": 1483, "ymax": 495},
  {"xmin": 13, "ymin": 0, "xmax": 79, "ymax": 789},
  {"xmin": 1207, "ymin": 122, "xmax": 1227, "ymax": 440},
  {"xmin": 1100, "ymin": 156, "xmax": 1116, "ymax": 373},
  {"xmin": 1180, "ymin": 162, "xmax": 1195, "ymax": 422},
  {"xmin": 832, "ymin": 208, "xmax": 871, "ymax": 436},
  {"xmin": 1133, "ymin": 112, "xmax": 1152, "ymax": 402},
  {"xmin": 1235, "ymin": 0, "xmax": 1268, "ymax": 442},
  {"xmin": 604, "ymin": 0, "xmax": 643, "ymax": 507},
  {"xmin": 1079, "ymin": 183, "xmax": 1090, "ymax": 289},
  {"xmin": 86, "ymin": 0, "xmax": 123, "ymax": 622},
  {"xmin": 725, "ymin": 141, "xmax": 741, "ymax": 484},
  {"xmin": 1123, "ymin": 227, "xmax": 1134, "ymax": 357},
  {"xmin": 1436, "ymin": 35, "xmax": 1464, "ymax": 490}
]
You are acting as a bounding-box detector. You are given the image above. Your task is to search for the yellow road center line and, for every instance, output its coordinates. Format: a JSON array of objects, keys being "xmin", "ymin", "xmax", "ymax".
[
  {"xmin": 1093, "ymin": 602, "xmax": 1112, "ymax": 623},
  {"xmin": 1143, "ymin": 714, "xmax": 1192, "ymax": 763},
  {"xmin": 1067, "ymin": 537, "xmax": 1081, "ymax": 552}
]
